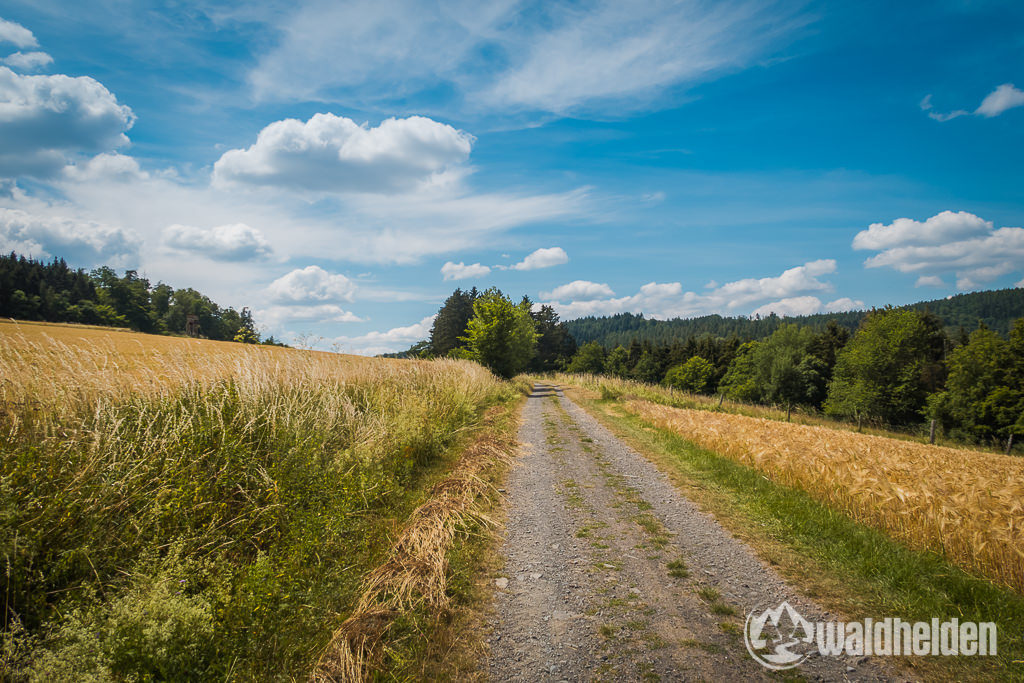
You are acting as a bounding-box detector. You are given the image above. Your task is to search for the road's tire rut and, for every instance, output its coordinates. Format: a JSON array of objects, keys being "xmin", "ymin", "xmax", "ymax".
[{"xmin": 485, "ymin": 383, "xmax": 898, "ymax": 682}]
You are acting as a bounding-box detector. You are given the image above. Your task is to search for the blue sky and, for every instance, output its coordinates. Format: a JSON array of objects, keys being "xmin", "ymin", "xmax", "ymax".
[{"xmin": 0, "ymin": 0, "xmax": 1021, "ymax": 353}]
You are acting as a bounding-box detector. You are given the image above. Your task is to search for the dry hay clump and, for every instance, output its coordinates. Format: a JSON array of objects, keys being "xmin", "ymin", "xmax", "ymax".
[
  {"xmin": 312, "ymin": 408, "xmax": 517, "ymax": 682},
  {"xmin": 627, "ymin": 401, "xmax": 1024, "ymax": 594}
]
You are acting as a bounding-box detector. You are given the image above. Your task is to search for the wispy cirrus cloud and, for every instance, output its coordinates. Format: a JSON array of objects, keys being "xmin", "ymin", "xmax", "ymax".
[
  {"xmin": 921, "ymin": 84, "xmax": 1024, "ymax": 122},
  {"xmin": 247, "ymin": 0, "xmax": 808, "ymax": 116}
]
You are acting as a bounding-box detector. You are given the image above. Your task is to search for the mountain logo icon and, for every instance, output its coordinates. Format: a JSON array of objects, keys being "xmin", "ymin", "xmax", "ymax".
[{"xmin": 744, "ymin": 601, "xmax": 816, "ymax": 670}]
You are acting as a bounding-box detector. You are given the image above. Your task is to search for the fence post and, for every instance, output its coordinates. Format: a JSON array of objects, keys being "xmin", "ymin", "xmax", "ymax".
[
  {"xmin": 1007, "ymin": 433, "xmax": 1015, "ymax": 455},
  {"xmin": 718, "ymin": 394, "xmax": 724, "ymax": 408},
  {"xmin": 929, "ymin": 419, "xmax": 936, "ymax": 445}
]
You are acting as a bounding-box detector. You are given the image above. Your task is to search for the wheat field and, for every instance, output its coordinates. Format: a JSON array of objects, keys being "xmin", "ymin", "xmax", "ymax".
[
  {"xmin": 626, "ymin": 400, "xmax": 1024, "ymax": 594},
  {"xmin": 0, "ymin": 320, "xmax": 512, "ymax": 679}
]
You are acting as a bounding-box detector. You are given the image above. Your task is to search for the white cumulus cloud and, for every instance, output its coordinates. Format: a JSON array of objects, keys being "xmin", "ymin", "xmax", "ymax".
[
  {"xmin": 750, "ymin": 295, "xmax": 863, "ymax": 318},
  {"xmin": 823, "ymin": 297, "xmax": 865, "ymax": 312},
  {"xmin": 541, "ymin": 280, "xmax": 615, "ymax": 301},
  {"xmin": 258, "ymin": 304, "xmax": 363, "ymax": 328},
  {"xmin": 955, "ymin": 263, "xmax": 1015, "ymax": 291},
  {"xmin": 712, "ymin": 259, "xmax": 835, "ymax": 309},
  {"xmin": 852, "ymin": 210, "xmax": 991, "ymax": 250},
  {"xmin": 750, "ymin": 296, "xmax": 824, "ymax": 318},
  {"xmin": 0, "ymin": 207, "xmax": 139, "ymax": 266},
  {"xmin": 213, "ymin": 113, "xmax": 473, "ymax": 194},
  {"xmin": 0, "ymin": 66, "xmax": 135, "ymax": 177},
  {"xmin": 915, "ymin": 275, "xmax": 945, "ymax": 288},
  {"xmin": 62, "ymin": 153, "xmax": 148, "ymax": 182},
  {"xmin": 2, "ymin": 51, "xmax": 52, "ymax": 71},
  {"xmin": 441, "ymin": 261, "xmax": 490, "ymax": 280},
  {"xmin": 0, "ymin": 19, "xmax": 37, "ymax": 49},
  {"xmin": 856, "ymin": 211, "xmax": 1024, "ymax": 291},
  {"xmin": 267, "ymin": 265, "xmax": 356, "ymax": 303},
  {"xmin": 543, "ymin": 259, "xmax": 839, "ymax": 320},
  {"xmin": 332, "ymin": 315, "xmax": 435, "ymax": 356},
  {"xmin": 511, "ymin": 246, "xmax": 569, "ymax": 271},
  {"xmin": 163, "ymin": 223, "xmax": 273, "ymax": 261}
]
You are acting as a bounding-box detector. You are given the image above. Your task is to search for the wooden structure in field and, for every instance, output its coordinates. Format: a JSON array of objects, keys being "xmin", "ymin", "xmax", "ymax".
[{"xmin": 185, "ymin": 314, "xmax": 200, "ymax": 337}]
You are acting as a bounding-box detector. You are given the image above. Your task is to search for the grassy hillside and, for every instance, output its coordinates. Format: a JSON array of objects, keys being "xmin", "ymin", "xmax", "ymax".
[
  {"xmin": 0, "ymin": 320, "xmax": 517, "ymax": 679},
  {"xmin": 565, "ymin": 287, "xmax": 1024, "ymax": 347}
]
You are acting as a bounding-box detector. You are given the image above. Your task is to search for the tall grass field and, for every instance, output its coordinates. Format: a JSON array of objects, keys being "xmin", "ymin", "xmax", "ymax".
[{"xmin": 0, "ymin": 320, "xmax": 515, "ymax": 679}]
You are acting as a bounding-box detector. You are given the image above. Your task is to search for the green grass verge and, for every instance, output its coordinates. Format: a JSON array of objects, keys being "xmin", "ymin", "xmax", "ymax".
[
  {"xmin": 1, "ymin": 368, "xmax": 516, "ymax": 680},
  {"xmin": 576, "ymin": 394, "xmax": 1024, "ymax": 682},
  {"xmin": 370, "ymin": 399, "xmax": 520, "ymax": 681}
]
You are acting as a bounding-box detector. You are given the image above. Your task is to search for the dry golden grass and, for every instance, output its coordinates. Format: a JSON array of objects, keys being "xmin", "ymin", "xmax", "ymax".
[
  {"xmin": 1, "ymin": 319, "xmax": 375, "ymax": 407},
  {"xmin": 0, "ymin": 319, "xmax": 491, "ymax": 426},
  {"xmin": 1, "ymin": 319, "xmax": 515, "ymax": 679},
  {"xmin": 627, "ymin": 400, "xmax": 1024, "ymax": 594},
  {"xmin": 313, "ymin": 406, "xmax": 517, "ymax": 682}
]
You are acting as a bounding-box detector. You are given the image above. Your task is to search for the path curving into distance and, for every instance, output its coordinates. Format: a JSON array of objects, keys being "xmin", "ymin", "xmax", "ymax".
[{"xmin": 485, "ymin": 383, "xmax": 900, "ymax": 682}]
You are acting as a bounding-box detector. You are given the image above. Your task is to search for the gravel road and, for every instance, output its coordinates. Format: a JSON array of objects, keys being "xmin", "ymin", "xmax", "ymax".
[{"xmin": 484, "ymin": 383, "xmax": 901, "ymax": 682}]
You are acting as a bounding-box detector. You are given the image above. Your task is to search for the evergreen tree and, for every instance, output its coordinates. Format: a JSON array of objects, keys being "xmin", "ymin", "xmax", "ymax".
[
  {"xmin": 530, "ymin": 304, "xmax": 577, "ymax": 371},
  {"xmin": 0, "ymin": 252, "xmax": 264, "ymax": 343},
  {"xmin": 233, "ymin": 307, "xmax": 260, "ymax": 344},
  {"xmin": 429, "ymin": 288, "xmax": 477, "ymax": 356}
]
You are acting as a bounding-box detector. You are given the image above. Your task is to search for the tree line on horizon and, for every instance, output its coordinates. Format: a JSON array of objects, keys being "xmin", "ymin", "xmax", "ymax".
[
  {"xmin": 565, "ymin": 288, "xmax": 1024, "ymax": 347},
  {"xmin": 0, "ymin": 252, "xmax": 282, "ymax": 345},
  {"xmin": 393, "ymin": 285, "xmax": 1024, "ymax": 449},
  {"xmin": 567, "ymin": 308, "xmax": 1024, "ymax": 451}
]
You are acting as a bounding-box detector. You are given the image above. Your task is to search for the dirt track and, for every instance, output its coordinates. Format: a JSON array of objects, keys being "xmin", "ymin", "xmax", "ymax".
[{"xmin": 484, "ymin": 383, "xmax": 897, "ymax": 682}]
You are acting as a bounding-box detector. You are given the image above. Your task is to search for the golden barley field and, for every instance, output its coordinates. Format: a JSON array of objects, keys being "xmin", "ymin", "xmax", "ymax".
[
  {"xmin": 0, "ymin": 319, "xmax": 500, "ymax": 422},
  {"xmin": 627, "ymin": 400, "xmax": 1024, "ymax": 594},
  {"xmin": 0, "ymin": 319, "xmax": 512, "ymax": 679},
  {"xmin": 1, "ymin": 318, "xmax": 377, "ymax": 409}
]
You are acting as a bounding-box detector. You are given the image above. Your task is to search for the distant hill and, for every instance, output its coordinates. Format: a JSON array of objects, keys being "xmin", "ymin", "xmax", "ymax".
[{"xmin": 564, "ymin": 288, "xmax": 1024, "ymax": 348}]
